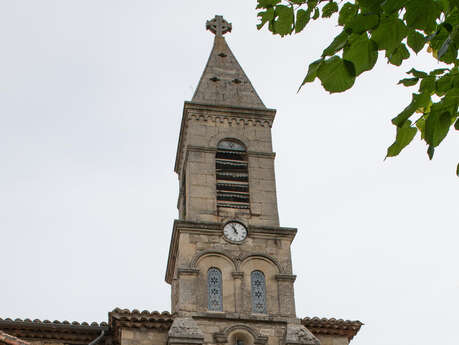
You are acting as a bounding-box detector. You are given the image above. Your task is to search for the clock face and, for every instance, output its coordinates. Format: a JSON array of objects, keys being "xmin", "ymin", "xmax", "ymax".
[{"xmin": 223, "ymin": 222, "xmax": 247, "ymax": 243}]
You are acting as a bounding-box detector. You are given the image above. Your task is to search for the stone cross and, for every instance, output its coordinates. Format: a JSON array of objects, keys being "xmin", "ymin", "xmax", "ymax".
[{"xmin": 206, "ymin": 15, "xmax": 232, "ymax": 37}]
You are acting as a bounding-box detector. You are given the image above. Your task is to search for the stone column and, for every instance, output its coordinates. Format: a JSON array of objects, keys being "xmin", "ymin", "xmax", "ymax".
[{"xmin": 232, "ymin": 272, "xmax": 244, "ymax": 313}]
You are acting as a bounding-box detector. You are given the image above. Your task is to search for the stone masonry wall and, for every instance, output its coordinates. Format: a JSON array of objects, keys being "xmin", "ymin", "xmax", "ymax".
[
  {"xmin": 120, "ymin": 329, "xmax": 168, "ymax": 345},
  {"xmin": 177, "ymin": 107, "xmax": 279, "ymax": 227}
]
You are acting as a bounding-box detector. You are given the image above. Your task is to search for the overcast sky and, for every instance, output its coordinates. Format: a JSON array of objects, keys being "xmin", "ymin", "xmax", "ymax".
[{"xmin": 1, "ymin": 2, "xmax": 458, "ymax": 345}]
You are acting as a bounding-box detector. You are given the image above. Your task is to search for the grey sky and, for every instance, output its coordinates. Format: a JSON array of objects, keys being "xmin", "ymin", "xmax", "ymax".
[{"xmin": 1, "ymin": 2, "xmax": 458, "ymax": 345}]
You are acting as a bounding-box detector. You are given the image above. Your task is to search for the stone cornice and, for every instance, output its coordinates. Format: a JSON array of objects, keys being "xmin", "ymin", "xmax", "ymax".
[
  {"xmin": 178, "ymin": 268, "xmax": 200, "ymax": 277},
  {"xmin": 185, "ymin": 145, "xmax": 276, "ymax": 158},
  {"xmin": 275, "ymin": 274, "xmax": 297, "ymax": 282},
  {"xmin": 192, "ymin": 312, "xmax": 289, "ymax": 324},
  {"xmin": 174, "ymin": 101, "xmax": 276, "ymax": 174}
]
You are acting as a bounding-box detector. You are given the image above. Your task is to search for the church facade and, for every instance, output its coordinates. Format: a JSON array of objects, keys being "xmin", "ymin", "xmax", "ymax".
[{"xmin": 0, "ymin": 16, "xmax": 362, "ymax": 345}]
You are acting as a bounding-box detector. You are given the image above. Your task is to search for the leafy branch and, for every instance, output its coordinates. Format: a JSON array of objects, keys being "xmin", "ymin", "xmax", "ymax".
[{"xmin": 257, "ymin": 0, "xmax": 459, "ymax": 176}]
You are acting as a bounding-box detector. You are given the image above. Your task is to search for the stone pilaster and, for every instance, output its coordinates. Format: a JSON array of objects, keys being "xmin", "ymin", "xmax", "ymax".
[{"xmin": 276, "ymin": 274, "xmax": 297, "ymax": 317}]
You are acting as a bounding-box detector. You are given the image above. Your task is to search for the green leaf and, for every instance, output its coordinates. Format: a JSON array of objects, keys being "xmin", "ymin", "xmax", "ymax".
[
  {"xmin": 425, "ymin": 108, "xmax": 451, "ymax": 147},
  {"xmin": 299, "ymin": 58, "xmax": 324, "ymax": 89},
  {"xmin": 398, "ymin": 77, "xmax": 419, "ymax": 86},
  {"xmin": 381, "ymin": 0, "xmax": 405, "ymax": 14},
  {"xmin": 420, "ymin": 76, "xmax": 436, "ymax": 93},
  {"xmin": 441, "ymin": 87, "xmax": 459, "ymax": 111},
  {"xmin": 312, "ymin": 8, "xmax": 320, "ymax": 20},
  {"xmin": 387, "ymin": 43, "xmax": 410, "ymax": 66},
  {"xmin": 257, "ymin": 0, "xmax": 281, "ymax": 8},
  {"xmin": 405, "ymin": 0, "xmax": 442, "ymax": 33},
  {"xmin": 392, "ymin": 92, "xmax": 431, "ymax": 126},
  {"xmin": 436, "ymin": 74, "xmax": 453, "ymax": 95},
  {"xmin": 346, "ymin": 14, "xmax": 379, "ymax": 34},
  {"xmin": 317, "ymin": 56, "xmax": 356, "ymax": 93},
  {"xmin": 343, "ymin": 34, "xmax": 378, "ymax": 75},
  {"xmin": 430, "ymin": 68, "xmax": 449, "ymax": 76},
  {"xmin": 307, "ymin": 0, "xmax": 319, "ymax": 10},
  {"xmin": 338, "ymin": 3, "xmax": 358, "ymax": 26},
  {"xmin": 358, "ymin": 0, "xmax": 384, "ymax": 11},
  {"xmin": 416, "ymin": 114, "xmax": 427, "ymax": 139},
  {"xmin": 427, "ymin": 145, "xmax": 435, "ymax": 159},
  {"xmin": 455, "ymin": 118, "xmax": 459, "ymax": 130},
  {"xmin": 257, "ymin": 8, "xmax": 275, "ymax": 30},
  {"xmin": 407, "ymin": 30, "xmax": 426, "ymax": 53},
  {"xmin": 322, "ymin": 31, "xmax": 349, "ymax": 57},
  {"xmin": 273, "ymin": 5, "xmax": 294, "ymax": 36},
  {"xmin": 295, "ymin": 9, "xmax": 310, "ymax": 33},
  {"xmin": 372, "ymin": 17, "xmax": 408, "ymax": 51},
  {"xmin": 456, "ymin": 162, "xmax": 459, "ymax": 176},
  {"xmin": 386, "ymin": 120, "xmax": 418, "ymax": 157},
  {"xmin": 322, "ymin": 1, "xmax": 339, "ymax": 18},
  {"xmin": 407, "ymin": 68, "xmax": 428, "ymax": 78}
]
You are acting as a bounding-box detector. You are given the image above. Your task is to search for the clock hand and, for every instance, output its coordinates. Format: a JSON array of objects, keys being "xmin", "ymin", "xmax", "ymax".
[{"xmin": 232, "ymin": 224, "xmax": 239, "ymax": 235}]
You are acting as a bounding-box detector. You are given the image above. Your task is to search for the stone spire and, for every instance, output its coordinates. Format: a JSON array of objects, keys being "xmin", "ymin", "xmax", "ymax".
[{"xmin": 191, "ymin": 15, "xmax": 266, "ymax": 109}]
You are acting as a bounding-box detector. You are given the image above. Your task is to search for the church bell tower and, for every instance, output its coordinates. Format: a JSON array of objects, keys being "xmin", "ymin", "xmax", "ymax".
[{"xmin": 165, "ymin": 15, "xmax": 320, "ymax": 345}]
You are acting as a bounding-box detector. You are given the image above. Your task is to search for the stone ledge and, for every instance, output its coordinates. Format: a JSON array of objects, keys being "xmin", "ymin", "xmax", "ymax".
[
  {"xmin": 178, "ymin": 268, "xmax": 200, "ymax": 277},
  {"xmin": 275, "ymin": 274, "xmax": 297, "ymax": 282}
]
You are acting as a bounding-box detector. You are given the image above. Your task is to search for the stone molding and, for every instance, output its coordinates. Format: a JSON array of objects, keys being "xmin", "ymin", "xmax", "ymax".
[
  {"xmin": 188, "ymin": 113, "xmax": 272, "ymax": 127},
  {"xmin": 232, "ymin": 272, "xmax": 244, "ymax": 279},
  {"xmin": 275, "ymin": 274, "xmax": 297, "ymax": 282},
  {"xmin": 189, "ymin": 249, "xmax": 285, "ymax": 274},
  {"xmin": 190, "ymin": 250, "xmax": 236, "ymax": 271},
  {"xmin": 212, "ymin": 324, "xmax": 269, "ymax": 345},
  {"xmin": 177, "ymin": 268, "xmax": 200, "ymax": 277}
]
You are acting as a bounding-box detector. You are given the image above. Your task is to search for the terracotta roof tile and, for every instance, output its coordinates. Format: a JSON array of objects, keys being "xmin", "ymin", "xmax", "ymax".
[
  {"xmin": 301, "ymin": 317, "xmax": 363, "ymax": 342},
  {"xmin": 109, "ymin": 308, "xmax": 173, "ymax": 328},
  {"xmin": 108, "ymin": 308, "xmax": 173, "ymax": 345},
  {"xmin": 0, "ymin": 330, "xmax": 30, "ymax": 345},
  {"xmin": 0, "ymin": 317, "xmax": 108, "ymax": 344}
]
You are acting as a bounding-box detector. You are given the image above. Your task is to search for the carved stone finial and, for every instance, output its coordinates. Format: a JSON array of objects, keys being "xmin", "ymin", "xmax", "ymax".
[{"xmin": 206, "ymin": 15, "xmax": 232, "ymax": 37}]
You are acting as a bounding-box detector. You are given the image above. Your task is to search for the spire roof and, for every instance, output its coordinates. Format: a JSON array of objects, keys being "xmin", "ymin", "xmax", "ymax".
[{"xmin": 191, "ymin": 16, "xmax": 265, "ymax": 109}]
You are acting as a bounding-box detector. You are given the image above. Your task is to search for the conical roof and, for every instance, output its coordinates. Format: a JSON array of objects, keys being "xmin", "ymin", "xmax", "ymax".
[{"xmin": 191, "ymin": 16, "xmax": 265, "ymax": 109}]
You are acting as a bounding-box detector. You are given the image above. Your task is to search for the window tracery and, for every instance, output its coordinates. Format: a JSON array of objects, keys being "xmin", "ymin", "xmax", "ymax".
[
  {"xmin": 251, "ymin": 270, "xmax": 266, "ymax": 313},
  {"xmin": 207, "ymin": 267, "xmax": 223, "ymax": 311}
]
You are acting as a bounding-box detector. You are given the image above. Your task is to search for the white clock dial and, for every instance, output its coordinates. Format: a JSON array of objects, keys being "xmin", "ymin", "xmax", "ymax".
[{"xmin": 223, "ymin": 222, "xmax": 247, "ymax": 242}]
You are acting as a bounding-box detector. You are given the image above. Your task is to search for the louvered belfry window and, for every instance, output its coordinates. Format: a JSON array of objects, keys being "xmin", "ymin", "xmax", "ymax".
[
  {"xmin": 216, "ymin": 139, "xmax": 249, "ymax": 209},
  {"xmin": 207, "ymin": 267, "xmax": 223, "ymax": 311},
  {"xmin": 251, "ymin": 270, "xmax": 267, "ymax": 313}
]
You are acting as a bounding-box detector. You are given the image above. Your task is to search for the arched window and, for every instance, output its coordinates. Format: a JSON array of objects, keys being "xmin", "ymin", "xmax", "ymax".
[
  {"xmin": 207, "ymin": 267, "xmax": 223, "ymax": 311},
  {"xmin": 251, "ymin": 270, "xmax": 266, "ymax": 313},
  {"xmin": 215, "ymin": 139, "xmax": 249, "ymax": 210}
]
